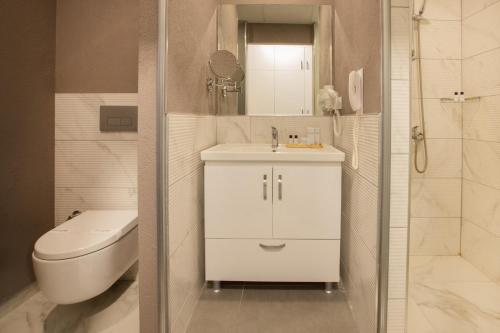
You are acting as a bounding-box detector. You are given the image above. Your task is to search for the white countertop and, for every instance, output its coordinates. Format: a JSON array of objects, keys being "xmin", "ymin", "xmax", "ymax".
[{"xmin": 201, "ymin": 144, "xmax": 346, "ymax": 162}]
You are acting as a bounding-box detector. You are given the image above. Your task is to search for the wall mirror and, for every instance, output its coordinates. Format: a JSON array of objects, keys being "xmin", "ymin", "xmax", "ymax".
[{"xmin": 217, "ymin": 4, "xmax": 333, "ymax": 116}]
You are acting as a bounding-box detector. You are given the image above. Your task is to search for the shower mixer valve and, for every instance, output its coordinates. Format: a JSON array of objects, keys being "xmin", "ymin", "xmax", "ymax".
[{"xmin": 412, "ymin": 126, "xmax": 424, "ymax": 141}]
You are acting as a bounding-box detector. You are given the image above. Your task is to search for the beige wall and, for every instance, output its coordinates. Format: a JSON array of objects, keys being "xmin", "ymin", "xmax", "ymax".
[
  {"xmin": 334, "ymin": 0, "xmax": 381, "ymax": 114},
  {"xmin": 0, "ymin": 0, "xmax": 55, "ymax": 304},
  {"xmin": 56, "ymin": 0, "xmax": 139, "ymax": 93},
  {"xmin": 167, "ymin": 0, "xmax": 218, "ymax": 115},
  {"xmin": 461, "ymin": 0, "xmax": 500, "ymax": 283}
]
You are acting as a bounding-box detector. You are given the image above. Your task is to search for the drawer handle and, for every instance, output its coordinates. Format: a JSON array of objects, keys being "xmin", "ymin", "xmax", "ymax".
[
  {"xmin": 263, "ymin": 174, "xmax": 268, "ymax": 200},
  {"xmin": 259, "ymin": 243, "xmax": 286, "ymax": 250},
  {"xmin": 278, "ymin": 174, "xmax": 283, "ymax": 200}
]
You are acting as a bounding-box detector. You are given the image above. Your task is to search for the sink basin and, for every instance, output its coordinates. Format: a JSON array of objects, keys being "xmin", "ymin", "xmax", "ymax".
[{"xmin": 200, "ymin": 144, "xmax": 346, "ymax": 162}]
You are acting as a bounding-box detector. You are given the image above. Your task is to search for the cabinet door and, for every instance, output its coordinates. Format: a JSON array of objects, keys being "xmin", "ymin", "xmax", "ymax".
[
  {"xmin": 274, "ymin": 70, "xmax": 305, "ymax": 115},
  {"xmin": 273, "ymin": 163, "xmax": 341, "ymax": 239},
  {"xmin": 274, "ymin": 45, "xmax": 304, "ymax": 70},
  {"xmin": 246, "ymin": 45, "xmax": 275, "ymax": 115},
  {"xmin": 205, "ymin": 163, "xmax": 273, "ymax": 238},
  {"xmin": 304, "ymin": 45, "xmax": 313, "ymax": 115},
  {"xmin": 247, "ymin": 45, "xmax": 275, "ymax": 70}
]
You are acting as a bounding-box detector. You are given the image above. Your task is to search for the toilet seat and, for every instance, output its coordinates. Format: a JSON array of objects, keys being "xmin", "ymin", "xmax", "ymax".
[
  {"xmin": 34, "ymin": 210, "xmax": 137, "ymax": 260},
  {"xmin": 32, "ymin": 210, "xmax": 138, "ymax": 304}
]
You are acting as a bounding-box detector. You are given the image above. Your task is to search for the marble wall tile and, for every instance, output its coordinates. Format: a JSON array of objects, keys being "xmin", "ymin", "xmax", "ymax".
[
  {"xmin": 409, "ymin": 218, "xmax": 461, "ymax": 255},
  {"xmin": 461, "ymin": 220, "xmax": 500, "ymax": 283},
  {"xmin": 338, "ymin": 114, "xmax": 380, "ymax": 333},
  {"xmin": 168, "ymin": 168, "xmax": 203, "ymax": 256},
  {"xmin": 55, "ymin": 140, "xmax": 137, "ymax": 188},
  {"xmin": 414, "ymin": 0, "xmax": 461, "ymax": 20},
  {"xmin": 410, "ymin": 178, "xmax": 461, "ymax": 217},
  {"xmin": 216, "ymin": 116, "xmax": 250, "ymax": 143},
  {"xmin": 390, "ymin": 154, "xmax": 410, "ymax": 228},
  {"xmin": 54, "ymin": 93, "xmax": 138, "ymax": 227},
  {"xmin": 391, "ymin": 8, "xmax": 410, "ymax": 80},
  {"xmin": 249, "ymin": 116, "xmax": 333, "ymax": 145},
  {"xmin": 463, "ymin": 47, "xmax": 500, "ymax": 97},
  {"xmin": 409, "ymin": 255, "xmax": 489, "ymax": 284},
  {"xmin": 407, "ymin": 297, "xmax": 435, "ymax": 333},
  {"xmin": 342, "ymin": 167, "xmax": 379, "ymax": 256},
  {"xmin": 55, "ymin": 187, "xmax": 137, "ymax": 226},
  {"xmin": 411, "ymin": 139, "xmax": 462, "ymax": 178},
  {"xmin": 340, "ymin": 220, "xmax": 378, "ymax": 333},
  {"xmin": 412, "ymin": 59, "xmax": 461, "ymax": 99},
  {"xmin": 463, "ymin": 95, "xmax": 500, "ymax": 142},
  {"xmin": 168, "ymin": 114, "xmax": 216, "ymax": 185},
  {"xmin": 411, "ymin": 99, "xmax": 462, "ymax": 139},
  {"xmin": 168, "ymin": 222, "xmax": 205, "ymax": 328},
  {"xmin": 392, "ymin": 80, "xmax": 411, "ymax": 154},
  {"xmin": 388, "ymin": 228, "xmax": 408, "ymax": 299},
  {"xmin": 462, "ymin": 1, "xmax": 500, "ymax": 58},
  {"xmin": 55, "ymin": 94, "xmax": 138, "ymax": 141},
  {"xmin": 463, "ymin": 180, "xmax": 500, "ymax": 237},
  {"xmin": 335, "ymin": 115, "xmax": 381, "ymax": 186},
  {"xmin": 463, "ymin": 139, "xmax": 500, "ymax": 189},
  {"xmin": 419, "ymin": 20, "xmax": 461, "ymax": 60},
  {"xmin": 463, "ymin": 0, "xmax": 500, "ymax": 18},
  {"xmin": 167, "ymin": 114, "xmax": 216, "ymax": 331}
]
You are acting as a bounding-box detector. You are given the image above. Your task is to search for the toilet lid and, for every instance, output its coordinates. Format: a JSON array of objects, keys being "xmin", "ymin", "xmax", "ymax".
[{"xmin": 34, "ymin": 210, "xmax": 138, "ymax": 260}]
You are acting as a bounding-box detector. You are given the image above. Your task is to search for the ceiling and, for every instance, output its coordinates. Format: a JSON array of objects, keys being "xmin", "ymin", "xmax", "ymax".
[{"xmin": 236, "ymin": 5, "xmax": 320, "ymax": 24}]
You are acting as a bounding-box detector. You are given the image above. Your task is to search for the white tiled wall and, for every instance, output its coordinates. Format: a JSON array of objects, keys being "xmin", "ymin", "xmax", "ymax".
[
  {"xmin": 167, "ymin": 114, "xmax": 217, "ymax": 333},
  {"xmin": 461, "ymin": 0, "xmax": 500, "ymax": 283},
  {"xmin": 410, "ymin": 0, "xmax": 463, "ymax": 257},
  {"xmin": 54, "ymin": 94, "xmax": 138, "ymax": 225},
  {"xmin": 216, "ymin": 116, "xmax": 333, "ymax": 145},
  {"xmin": 387, "ymin": 1, "xmax": 411, "ymax": 331},
  {"xmin": 336, "ymin": 114, "xmax": 381, "ymax": 333}
]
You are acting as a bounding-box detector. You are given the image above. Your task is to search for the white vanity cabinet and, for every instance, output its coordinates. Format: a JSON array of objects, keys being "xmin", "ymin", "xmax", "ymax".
[{"xmin": 201, "ymin": 144, "xmax": 345, "ymax": 285}]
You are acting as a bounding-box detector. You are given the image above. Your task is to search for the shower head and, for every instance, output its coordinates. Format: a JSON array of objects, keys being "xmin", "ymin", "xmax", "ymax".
[{"xmin": 413, "ymin": 0, "xmax": 427, "ymax": 19}]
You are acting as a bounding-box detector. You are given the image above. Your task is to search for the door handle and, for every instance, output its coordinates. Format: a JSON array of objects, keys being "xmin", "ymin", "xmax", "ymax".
[
  {"xmin": 306, "ymin": 61, "xmax": 310, "ymax": 70},
  {"xmin": 263, "ymin": 174, "xmax": 268, "ymax": 200},
  {"xmin": 301, "ymin": 61, "xmax": 304, "ymax": 70},
  {"xmin": 259, "ymin": 243, "xmax": 286, "ymax": 250},
  {"xmin": 278, "ymin": 175, "xmax": 283, "ymax": 200}
]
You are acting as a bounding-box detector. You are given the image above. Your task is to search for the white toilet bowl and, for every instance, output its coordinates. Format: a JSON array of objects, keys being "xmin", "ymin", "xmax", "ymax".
[{"xmin": 32, "ymin": 210, "xmax": 138, "ymax": 304}]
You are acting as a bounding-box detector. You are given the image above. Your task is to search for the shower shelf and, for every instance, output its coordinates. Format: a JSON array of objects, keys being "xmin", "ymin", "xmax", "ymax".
[{"xmin": 440, "ymin": 96, "xmax": 481, "ymax": 103}]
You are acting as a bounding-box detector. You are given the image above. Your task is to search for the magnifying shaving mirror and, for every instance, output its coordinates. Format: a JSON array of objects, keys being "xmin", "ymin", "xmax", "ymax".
[{"xmin": 207, "ymin": 50, "xmax": 245, "ymax": 97}]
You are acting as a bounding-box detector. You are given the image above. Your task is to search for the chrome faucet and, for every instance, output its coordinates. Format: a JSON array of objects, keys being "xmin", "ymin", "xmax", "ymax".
[{"xmin": 271, "ymin": 126, "xmax": 279, "ymax": 152}]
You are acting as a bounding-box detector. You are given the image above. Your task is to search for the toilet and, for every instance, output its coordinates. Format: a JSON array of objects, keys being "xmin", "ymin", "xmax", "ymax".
[{"xmin": 32, "ymin": 210, "xmax": 138, "ymax": 304}]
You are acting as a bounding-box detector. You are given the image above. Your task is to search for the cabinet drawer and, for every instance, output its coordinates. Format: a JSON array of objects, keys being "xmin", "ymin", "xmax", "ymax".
[{"xmin": 205, "ymin": 239, "xmax": 339, "ymax": 282}]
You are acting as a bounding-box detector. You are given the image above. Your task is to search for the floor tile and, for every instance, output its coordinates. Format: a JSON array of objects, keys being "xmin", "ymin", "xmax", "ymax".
[
  {"xmin": 409, "ymin": 256, "xmax": 500, "ymax": 333},
  {"xmin": 0, "ymin": 280, "xmax": 139, "ymax": 333},
  {"xmin": 186, "ymin": 285, "xmax": 358, "ymax": 333}
]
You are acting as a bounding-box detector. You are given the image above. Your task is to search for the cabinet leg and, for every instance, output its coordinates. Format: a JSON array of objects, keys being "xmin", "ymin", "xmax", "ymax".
[
  {"xmin": 325, "ymin": 282, "xmax": 334, "ymax": 294},
  {"xmin": 213, "ymin": 281, "xmax": 221, "ymax": 293}
]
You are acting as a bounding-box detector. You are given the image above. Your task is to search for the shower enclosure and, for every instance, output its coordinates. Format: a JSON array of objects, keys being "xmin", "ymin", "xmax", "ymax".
[{"xmin": 407, "ymin": 0, "xmax": 500, "ymax": 331}]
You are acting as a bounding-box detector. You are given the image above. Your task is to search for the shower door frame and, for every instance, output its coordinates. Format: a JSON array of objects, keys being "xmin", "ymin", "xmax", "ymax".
[
  {"xmin": 153, "ymin": 0, "xmax": 396, "ymax": 332},
  {"xmin": 377, "ymin": 0, "xmax": 394, "ymax": 331}
]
